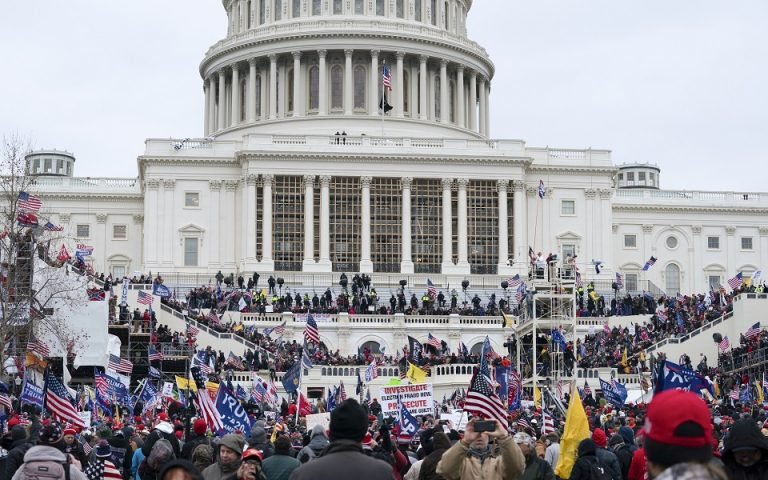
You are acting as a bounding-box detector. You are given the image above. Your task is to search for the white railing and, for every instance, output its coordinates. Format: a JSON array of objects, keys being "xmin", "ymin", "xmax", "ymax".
[
  {"xmin": 31, "ymin": 176, "xmax": 141, "ymax": 193},
  {"xmin": 615, "ymin": 189, "xmax": 766, "ymax": 204}
]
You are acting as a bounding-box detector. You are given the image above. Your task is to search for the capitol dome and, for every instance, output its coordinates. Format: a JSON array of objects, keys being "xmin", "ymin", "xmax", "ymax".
[{"xmin": 199, "ymin": 0, "xmax": 494, "ymax": 139}]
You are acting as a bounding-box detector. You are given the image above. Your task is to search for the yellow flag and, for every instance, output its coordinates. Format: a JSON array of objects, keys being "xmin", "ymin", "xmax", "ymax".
[
  {"xmin": 501, "ymin": 311, "xmax": 514, "ymax": 328},
  {"xmin": 714, "ymin": 381, "xmax": 721, "ymax": 398},
  {"xmin": 406, "ymin": 362, "xmax": 428, "ymax": 384},
  {"xmin": 25, "ymin": 352, "xmax": 48, "ymax": 371},
  {"xmin": 534, "ymin": 386, "xmax": 542, "ymax": 409},
  {"xmin": 206, "ymin": 381, "xmax": 219, "ymax": 396},
  {"xmin": 756, "ymin": 381, "xmax": 764, "ymax": 404},
  {"xmin": 175, "ymin": 376, "xmax": 198, "ymax": 392},
  {"xmin": 233, "ymin": 324, "xmax": 244, "ymax": 332},
  {"xmin": 621, "ymin": 347, "xmax": 628, "ymax": 366},
  {"xmin": 555, "ymin": 387, "xmax": 591, "ymax": 479}
]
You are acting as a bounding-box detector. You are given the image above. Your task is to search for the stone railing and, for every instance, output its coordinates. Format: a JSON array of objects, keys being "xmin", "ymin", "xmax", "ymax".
[
  {"xmin": 31, "ymin": 176, "xmax": 141, "ymax": 194},
  {"xmin": 615, "ymin": 189, "xmax": 767, "ymax": 205}
]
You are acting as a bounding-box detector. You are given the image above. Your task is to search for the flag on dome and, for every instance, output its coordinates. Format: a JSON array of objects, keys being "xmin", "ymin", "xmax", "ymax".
[{"xmin": 382, "ymin": 64, "xmax": 392, "ymax": 90}]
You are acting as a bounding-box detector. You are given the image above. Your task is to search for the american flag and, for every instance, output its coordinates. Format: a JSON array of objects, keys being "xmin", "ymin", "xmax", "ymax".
[
  {"xmin": 94, "ymin": 373, "xmax": 109, "ymax": 397},
  {"xmin": 540, "ymin": 411, "xmax": 555, "ymax": 435},
  {"xmin": 17, "ymin": 192, "xmax": 42, "ymax": 212},
  {"xmin": 365, "ymin": 359, "xmax": 379, "ymax": 382},
  {"xmin": 642, "ymin": 256, "xmax": 657, "ymax": 271},
  {"xmin": 148, "ymin": 346, "xmax": 164, "ymax": 361},
  {"xmin": 515, "ymin": 284, "xmax": 526, "ymax": 304},
  {"xmin": 43, "ymin": 222, "xmax": 64, "ymax": 232},
  {"xmin": 583, "ymin": 380, "xmax": 592, "ymax": 398},
  {"xmin": 28, "ymin": 337, "xmax": 50, "ymax": 358},
  {"xmin": 537, "ymin": 180, "xmax": 545, "ymax": 199},
  {"xmin": 745, "ymin": 322, "xmax": 761, "ymax": 340},
  {"xmin": 517, "ymin": 416, "xmax": 532, "ymax": 432},
  {"xmin": 508, "ymin": 274, "xmax": 522, "ymax": 289},
  {"xmin": 728, "ymin": 272, "xmax": 744, "ymax": 290},
  {"xmin": 272, "ymin": 321, "xmax": 287, "ymax": 337},
  {"xmin": 718, "ymin": 336, "xmax": 730, "ymax": 353},
  {"xmin": 191, "ymin": 367, "xmax": 223, "ymax": 431},
  {"xmin": 186, "ymin": 323, "xmax": 200, "ymax": 337},
  {"xmin": 107, "ymin": 354, "xmax": 133, "ymax": 374},
  {"xmin": 615, "ymin": 272, "xmax": 624, "ymax": 290},
  {"xmin": 382, "ymin": 64, "xmax": 392, "ymax": 90},
  {"xmin": 426, "ymin": 333, "xmax": 442, "ymax": 349},
  {"xmin": 465, "ymin": 370, "xmax": 508, "ymax": 429},
  {"xmin": 338, "ymin": 381, "xmax": 347, "ymax": 401},
  {"xmin": 192, "ymin": 352, "xmax": 212, "ymax": 376},
  {"xmin": 656, "ymin": 310, "xmax": 668, "ymax": 322},
  {"xmin": 227, "ymin": 351, "xmax": 244, "ymax": 370},
  {"xmin": 79, "ymin": 436, "xmax": 92, "ymax": 456},
  {"xmin": 0, "ymin": 383, "xmax": 12, "ymax": 412},
  {"xmin": 137, "ymin": 291, "xmax": 153, "ymax": 305},
  {"xmin": 44, "ymin": 370, "xmax": 85, "ymax": 427},
  {"xmin": 728, "ymin": 387, "xmax": 739, "ymax": 400},
  {"xmin": 304, "ymin": 315, "xmax": 320, "ymax": 344},
  {"xmin": 426, "ymin": 279, "xmax": 437, "ymax": 300},
  {"xmin": 84, "ymin": 458, "xmax": 122, "ymax": 479}
]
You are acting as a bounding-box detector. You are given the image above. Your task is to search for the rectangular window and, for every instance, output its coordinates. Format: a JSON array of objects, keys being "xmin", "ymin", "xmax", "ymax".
[
  {"xmin": 617, "ymin": 173, "xmax": 623, "ymax": 181},
  {"xmin": 44, "ymin": 158, "xmax": 52, "ymax": 172},
  {"xmin": 707, "ymin": 236, "xmax": 720, "ymax": 249},
  {"xmin": 112, "ymin": 224, "xmax": 127, "ymax": 240},
  {"xmin": 626, "ymin": 273, "xmax": 638, "ymax": 291},
  {"xmin": 56, "ymin": 159, "xmax": 64, "ymax": 174},
  {"xmin": 638, "ymin": 172, "xmax": 646, "ymax": 182},
  {"xmin": 649, "ymin": 172, "xmax": 655, "ymax": 184},
  {"xmin": 184, "ymin": 238, "xmax": 199, "ymax": 266},
  {"xmin": 624, "ymin": 234, "xmax": 637, "ymax": 248},
  {"xmin": 185, "ymin": 192, "xmax": 200, "ymax": 207},
  {"xmin": 741, "ymin": 237, "xmax": 753, "ymax": 250},
  {"xmin": 76, "ymin": 224, "xmax": 90, "ymax": 238},
  {"xmin": 112, "ymin": 265, "xmax": 126, "ymax": 279},
  {"xmin": 33, "ymin": 159, "xmax": 40, "ymax": 173},
  {"xmin": 626, "ymin": 172, "xmax": 634, "ymax": 181},
  {"xmin": 292, "ymin": 0, "xmax": 300, "ymax": 17},
  {"xmin": 561, "ymin": 200, "xmax": 575, "ymax": 215},
  {"xmin": 333, "ymin": 0, "xmax": 342, "ymax": 14},
  {"xmin": 562, "ymin": 244, "xmax": 576, "ymax": 259},
  {"xmin": 708, "ymin": 275, "xmax": 721, "ymax": 290}
]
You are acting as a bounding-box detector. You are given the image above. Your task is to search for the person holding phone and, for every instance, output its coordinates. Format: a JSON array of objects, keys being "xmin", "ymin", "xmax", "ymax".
[{"xmin": 436, "ymin": 419, "xmax": 525, "ymax": 480}]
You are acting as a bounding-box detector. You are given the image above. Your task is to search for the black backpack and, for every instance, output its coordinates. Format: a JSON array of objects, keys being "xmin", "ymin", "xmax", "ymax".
[{"xmin": 588, "ymin": 459, "xmax": 613, "ymax": 480}]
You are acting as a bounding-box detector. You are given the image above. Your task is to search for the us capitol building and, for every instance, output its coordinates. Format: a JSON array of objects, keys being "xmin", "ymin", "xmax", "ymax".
[{"xmin": 27, "ymin": 0, "xmax": 768, "ymax": 296}]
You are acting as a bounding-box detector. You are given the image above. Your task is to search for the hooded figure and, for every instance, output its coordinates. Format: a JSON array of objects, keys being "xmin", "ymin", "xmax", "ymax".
[
  {"xmin": 297, "ymin": 424, "xmax": 329, "ymax": 463},
  {"xmin": 201, "ymin": 434, "xmax": 244, "ymax": 480},
  {"xmin": 609, "ymin": 434, "xmax": 633, "ymax": 480},
  {"xmin": 249, "ymin": 422, "xmax": 273, "ymax": 460},
  {"xmin": 722, "ymin": 419, "xmax": 768, "ymax": 480},
  {"xmin": 11, "ymin": 422, "xmax": 89, "ymax": 480},
  {"xmin": 142, "ymin": 420, "xmax": 181, "ymax": 459},
  {"xmin": 618, "ymin": 426, "xmax": 638, "ymax": 453},
  {"xmin": 568, "ymin": 438, "xmax": 610, "ymax": 480},
  {"xmin": 592, "ymin": 428, "xmax": 622, "ymax": 480}
]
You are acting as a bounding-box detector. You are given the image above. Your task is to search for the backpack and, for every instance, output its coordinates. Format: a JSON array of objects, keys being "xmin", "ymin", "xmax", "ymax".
[
  {"xmin": 20, "ymin": 459, "xmax": 70, "ymax": 480},
  {"xmin": 298, "ymin": 444, "xmax": 324, "ymax": 463},
  {"xmin": 588, "ymin": 460, "xmax": 613, "ymax": 480}
]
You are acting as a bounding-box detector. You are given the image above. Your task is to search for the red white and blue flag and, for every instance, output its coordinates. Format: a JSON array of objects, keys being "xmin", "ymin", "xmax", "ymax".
[
  {"xmin": 107, "ymin": 354, "xmax": 133, "ymax": 374},
  {"xmin": 304, "ymin": 315, "xmax": 320, "ymax": 344},
  {"xmin": 745, "ymin": 322, "xmax": 761, "ymax": 340},
  {"xmin": 43, "ymin": 370, "xmax": 85, "ymax": 427},
  {"xmin": 148, "ymin": 346, "xmax": 164, "ymax": 361},
  {"xmin": 727, "ymin": 272, "xmax": 744, "ymax": 290},
  {"xmin": 17, "ymin": 192, "xmax": 42, "ymax": 212},
  {"xmin": 426, "ymin": 333, "xmax": 441, "ymax": 349},
  {"xmin": 426, "ymin": 279, "xmax": 437, "ymax": 300},
  {"xmin": 382, "ymin": 65, "xmax": 392, "ymax": 90},
  {"xmin": 137, "ymin": 291, "xmax": 153, "ymax": 305}
]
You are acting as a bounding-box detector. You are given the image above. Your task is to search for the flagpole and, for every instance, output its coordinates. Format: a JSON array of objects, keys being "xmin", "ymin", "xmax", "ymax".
[
  {"xmin": 295, "ymin": 341, "xmax": 304, "ymax": 425},
  {"xmin": 381, "ymin": 59, "xmax": 385, "ymax": 137}
]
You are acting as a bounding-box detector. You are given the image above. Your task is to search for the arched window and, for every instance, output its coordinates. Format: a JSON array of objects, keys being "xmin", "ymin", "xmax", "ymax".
[
  {"xmin": 308, "ymin": 65, "xmax": 319, "ymax": 111},
  {"xmin": 665, "ymin": 264, "xmax": 681, "ymax": 296},
  {"xmin": 415, "ymin": 0, "xmax": 422, "ymax": 22},
  {"xmin": 287, "ymin": 68, "xmax": 294, "ymax": 113},
  {"xmin": 240, "ymin": 77, "xmax": 247, "ymax": 122},
  {"xmin": 293, "ymin": 0, "xmax": 301, "ymax": 17},
  {"xmin": 434, "ymin": 75, "xmax": 441, "ymax": 120},
  {"xmin": 354, "ymin": 0, "xmax": 364, "ymax": 14},
  {"xmin": 312, "ymin": 0, "xmax": 321, "ymax": 15},
  {"xmin": 331, "ymin": 65, "xmax": 343, "ymax": 110},
  {"xmin": 449, "ymin": 79, "xmax": 455, "ymax": 123},
  {"xmin": 396, "ymin": 0, "xmax": 404, "ymax": 18},
  {"xmin": 470, "ymin": 342, "xmax": 484, "ymax": 355},
  {"xmin": 255, "ymin": 74, "xmax": 262, "ymax": 118},
  {"xmin": 361, "ymin": 341, "xmax": 381, "ymax": 354},
  {"xmin": 376, "ymin": 0, "xmax": 385, "ymax": 16},
  {"xmin": 403, "ymin": 70, "xmax": 410, "ymax": 114},
  {"xmin": 275, "ymin": 0, "xmax": 282, "ymax": 20},
  {"xmin": 333, "ymin": 0, "xmax": 342, "ymax": 14},
  {"xmin": 353, "ymin": 65, "xmax": 366, "ymax": 110}
]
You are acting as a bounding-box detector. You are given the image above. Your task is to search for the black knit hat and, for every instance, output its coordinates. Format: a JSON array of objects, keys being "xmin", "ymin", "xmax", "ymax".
[
  {"xmin": 329, "ymin": 399, "xmax": 369, "ymax": 442},
  {"xmin": 39, "ymin": 422, "xmax": 64, "ymax": 447}
]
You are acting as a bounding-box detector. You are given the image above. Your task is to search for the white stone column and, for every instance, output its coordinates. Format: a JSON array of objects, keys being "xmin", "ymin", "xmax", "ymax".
[
  {"xmin": 218, "ymin": 70, "xmax": 227, "ymax": 130},
  {"xmin": 292, "ymin": 51, "xmax": 303, "ymax": 117},
  {"xmin": 456, "ymin": 178, "xmax": 469, "ymax": 267},
  {"xmin": 231, "ymin": 65, "xmax": 241, "ymax": 126},
  {"xmin": 269, "ymin": 54, "xmax": 278, "ymax": 119},
  {"xmin": 360, "ymin": 176, "xmax": 373, "ymax": 272},
  {"xmin": 761, "ymin": 227, "xmax": 768, "ymax": 274},
  {"xmin": 208, "ymin": 78, "xmax": 217, "ymax": 133},
  {"xmin": 419, "ymin": 55, "xmax": 428, "ymax": 120},
  {"xmin": 401, "ymin": 177, "xmax": 414, "ymax": 273},
  {"xmin": 439, "ymin": 60, "xmax": 448, "ymax": 123},
  {"xmin": 222, "ymin": 181, "xmax": 238, "ymax": 268},
  {"xmin": 344, "ymin": 49, "xmax": 353, "ymax": 115},
  {"xmin": 456, "ymin": 66, "xmax": 465, "ymax": 128},
  {"xmin": 396, "ymin": 52, "xmax": 405, "ymax": 117},
  {"xmin": 318, "ymin": 175, "xmax": 332, "ymax": 269},
  {"xmin": 497, "ymin": 180, "xmax": 510, "ymax": 273},
  {"xmin": 512, "ymin": 181, "xmax": 525, "ymax": 265},
  {"xmin": 318, "ymin": 50, "xmax": 328, "ymax": 115},
  {"xmin": 484, "ymin": 80, "xmax": 490, "ymax": 136},
  {"xmin": 478, "ymin": 77, "xmax": 487, "ymax": 136},
  {"xmin": 441, "ymin": 178, "xmax": 453, "ymax": 268},
  {"xmin": 261, "ymin": 174, "xmax": 274, "ymax": 269},
  {"xmin": 370, "ymin": 50, "xmax": 379, "ymax": 116},
  {"xmin": 245, "ymin": 174, "xmax": 258, "ymax": 262},
  {"xmin": 691, "ymin": 225, "xmax": 703, "ymax": 293},
  {"xmin": 247, "ymin": 59, "xmax": 257, "ymax": 122},
  {"xmin": 204, "ymin": 81, "xmax": 210, "ymax": 135},
  {"xmin": 208, "ymin": 180, "xmax": 222, "ymax": 267},
  {"xmin": 303, "ymin": 175, "xmax": 315, "ymax": 267},
  {"xmin": 469, "ymin": 72, "xmax": 477, "ymax": 132},
  {"xmin": 144, "ymin": 179, "xmax": 160, "ymax": 266},
  {"xmin": 162, "ymin": 180, "xmax": 175, "ymax": 267}
]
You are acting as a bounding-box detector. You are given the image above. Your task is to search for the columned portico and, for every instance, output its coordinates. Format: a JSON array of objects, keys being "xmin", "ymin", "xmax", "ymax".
[
  {"xmin": 260, "ymin": 174, "xmax": 275, "ymax": 270},
  {"xmin": 369, "ymin": 50, "xmax": 379, "ymax": 116},
  {"xmin": 318, "ymin": 50, "xmax": 328, "ymax": 115},
  {"xmin": 441, "ymin": 178, "xmax": 454, "ymax": 271},
  {"xmin": 318, "ymin": 175, "xmax": 332, "ymax": 270},
  {"xmin": 359, "ymin": 176, "xmax": 373, "ymax": 272},
  {"xmin": 268, "ymin": 54, "xmax": 277, "ymax": 119},
  {"xmin": 303, "ymin": 175, "xmax": 315, "ymax": 269},
  {"xmin": 497, "ymin": 179, "xmax": 511, "ymax": 274},
  {"xmin": 456, "ymin": 178, "xmax": 470, "ymax": 269},
  {"xmin": 401, "ymin": 177, "xmax": 414, "ymax": 273}
]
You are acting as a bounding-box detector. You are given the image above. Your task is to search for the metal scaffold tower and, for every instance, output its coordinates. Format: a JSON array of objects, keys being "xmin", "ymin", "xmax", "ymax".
[{"xmin": 515, "ymin": 259, "xmax": 577, "ymax": 410}]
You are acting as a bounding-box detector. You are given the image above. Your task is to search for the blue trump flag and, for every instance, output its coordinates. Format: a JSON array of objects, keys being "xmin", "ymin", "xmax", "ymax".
[
  {"xmin": 216, "ymin": 386, "xmax": 253, "ymax": 437},
  {"xmin": 152, "ymin": 282, "xmax": 171, "ymax": 298},
  {"xmin": 654, "ymin": 360, "xmax": 714, "ymax": 397},
  {"xmin": 281, "ymin": 361, "xmax": 301, "ymax": 394},
  {"xmin": 599, "ymin": 378, "xmax": 625, "ymax": 409},
  {"xmin": 495, "ymin": 366, "xmax": 509, "ymax": 409},
  {"xmin": 398, "ymin": 401, "xmax": 420, "ymax": 437},
  {"xmin": 327, "ymin": 387, "xmax": 337, "ymax": 412},
  {"xmin": 19, "ymin": 379, "xmax": 44, "ymax": 409}
]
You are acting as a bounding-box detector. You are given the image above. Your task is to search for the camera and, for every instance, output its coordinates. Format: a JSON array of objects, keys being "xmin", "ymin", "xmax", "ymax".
[{"xmin": 474, "ymin": 420, "xmax": 497, "ymax": 432}]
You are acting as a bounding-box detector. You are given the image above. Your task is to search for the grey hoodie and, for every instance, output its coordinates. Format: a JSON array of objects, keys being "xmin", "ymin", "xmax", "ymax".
[
  {"xmin": 298, "ymin": 425, "xmax": 329, "ymax": 463},
  {"xmin": 11, "ymin": 446, "xmax": 89, "ymax": 480}
]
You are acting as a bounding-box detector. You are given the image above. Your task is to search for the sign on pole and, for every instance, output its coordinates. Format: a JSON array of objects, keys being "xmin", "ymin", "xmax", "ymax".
[{"xmin": 378, "ymin": 383, "xmax": 434, "ymax": 417}]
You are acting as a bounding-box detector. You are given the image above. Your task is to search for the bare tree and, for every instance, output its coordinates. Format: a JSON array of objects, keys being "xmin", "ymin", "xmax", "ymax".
[{"xmin": 0, "ymin": 133, "xmax": 89, "ymax": 373}]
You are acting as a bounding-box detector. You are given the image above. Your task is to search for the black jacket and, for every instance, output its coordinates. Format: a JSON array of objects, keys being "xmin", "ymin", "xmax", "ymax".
[
  {"xmin": 181, "ymin": 434, "xmax": 210, "ymax": 461},
  {"xmin": 570, "ymin": 439, "xmax": 602, "ymax": 480},
  {"xmin": 3, "ymin": 438, "xmax": 33, "ymax": 480},
  {"xmin": 722, "ymin": 419, "xmax": 768, "ymax": 480},
  {"xmin": 289, "ymin": 440, "xmax": 393, "ymax": 480},
  {"xmin": 141, "ymin": 425, "xmax": 181, "ymax": 459},
  {"xmin": 611, "ymin": 443, "xmax": 633, "ymax": 480}
]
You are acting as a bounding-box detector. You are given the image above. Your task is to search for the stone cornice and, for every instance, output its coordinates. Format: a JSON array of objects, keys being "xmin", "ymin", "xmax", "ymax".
[
  {"xmin": 526, "ymin": 165, "xmax": 618, "ymax": 176},
  {"xmin": 36, "ymin": 192, "xmax": 143, "ymax": 201},
  {"xmin": 235, "ymin": 151, "xmax": 531, "ymax": 166},
  {"xmin": 613, "ymin": 203, "xmax": 768, "ymax": 215}
]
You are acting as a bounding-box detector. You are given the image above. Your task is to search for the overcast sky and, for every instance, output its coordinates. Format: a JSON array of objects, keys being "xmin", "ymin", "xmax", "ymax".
[{"xmin": 1, "ymin": 1, "xmax": 766, "ymax": 191}]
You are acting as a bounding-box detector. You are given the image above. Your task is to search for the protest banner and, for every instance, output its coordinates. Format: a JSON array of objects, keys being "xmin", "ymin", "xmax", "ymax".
[
  {"xmin": 305, "ymin": 412, "xmax": 331, "ymax": 432},
  {"xmin": 379, "ymin": 383, "xmax": 433, "ymax": 417}
]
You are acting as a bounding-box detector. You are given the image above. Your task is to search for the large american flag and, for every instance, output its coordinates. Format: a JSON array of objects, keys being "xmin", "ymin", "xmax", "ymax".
[
  {"xmin": 727, "ymin": 272, "xmax": 744, "ymax": 290},
  {"xmin": 304, "ymin": 315, "xmax": 320, "ymax": 344},
  {"xmin": 17, "ymin": 192, "xmax": 42, "ymax": 212},
  {"xmin": 108, "ymin": 354, "xmax": 133, "ymax": 374},
  {"xmin": 186, "ymin": 323, "xmax": 200, "ymax": 337},
  {"xmin": 137, "ymin": 291, "xmax": 153, "ymax": 305},
  {"xmin": 44, "ymin": 370, "xmax": 85, "ymax": 427},
  {"xmin": 465, "ymin": 370, "xmax": 508, "ymax": 429},
  {"xmin": 28, "ymin": 337, "xmax": 50, "ymax": 358},
  {"xmin": 191, "ymin": 367, "xmax": 223, "ymax": 432},
  {"xmin": 508, "ymin": 274, "xmax": 522, "ymax": 289},
  {"xmin": 148, "ymin": 346, "xmax": 164, "ymax": 362},
  {"xmin": 540, "ymin": 411, "xmax": 556, "ymax": 435},
  {"xmin": 426, "ymin": 279, "xmax": 437, "ymax": 300},
  {"xmin": 382, "ymin": 64, "xmax": 392, "ymax": 90},
  {"xmin": 745, "ymin": 322, "xmax": 761, "ymax": 340},
  {"xmin": 718, "ymin": 336, "xmax": 730, "ymax": 353},
  {"xmin": 338, "ymin": 381, "xmax": 347, "ymax": 401},
  {"xmin": 426, "ymin": 333, "xmax": 442, "ymax": 349}
]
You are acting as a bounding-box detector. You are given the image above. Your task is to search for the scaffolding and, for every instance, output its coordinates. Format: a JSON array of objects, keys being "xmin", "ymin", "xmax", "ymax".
[
  {"xmin": 1, "ymin": 230, "xmax": 36, "ymax": 359},
  {"xmin": 515, "ymin": 260, "xmax": 577, "ymax": 406}
]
